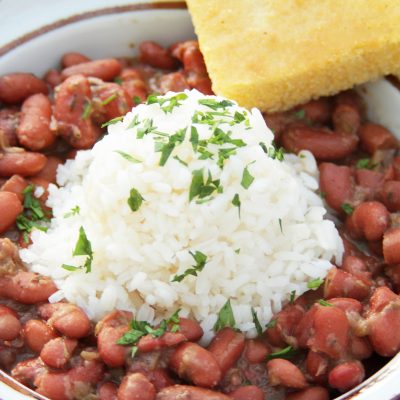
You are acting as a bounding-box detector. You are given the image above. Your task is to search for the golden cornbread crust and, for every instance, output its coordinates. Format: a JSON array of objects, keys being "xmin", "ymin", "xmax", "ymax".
[{"xmin": 186, "ymin": 0, "xmax": 400, "ymax": 112}]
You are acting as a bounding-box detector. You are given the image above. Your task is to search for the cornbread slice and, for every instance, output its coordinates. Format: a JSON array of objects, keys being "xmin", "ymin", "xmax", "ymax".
[{"xmin": 186, "ymin": 0, "xmax": 400, "ymax": 112}]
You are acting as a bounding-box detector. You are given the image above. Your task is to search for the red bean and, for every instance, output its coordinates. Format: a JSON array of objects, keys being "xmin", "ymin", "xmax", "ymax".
[
  {"xmin": 1, "ymin": 174, "xmax": 28, "ymax": 201},
  {"xmin": 117, "ymin": 372, "xmax": 156, "ymax": 400},
  {"xmin": 327, "ymin": 297, "xmax": 363, "ymax": 314},
  {"xmin": 305, "ymin": 351, "xmax": 329, "ymax": 384},
  {"xmin": 0, "ymin": 305, "xmax": 21, "ymax": 341},
  {"xmin": 61, "ymin": 52, "xmax": 91, "ymax": 68},
  {"xmin": 350, "ymin": 335, "xmax": 373, "ymax": 360},
  {"xmin": 61, "ymin": 59, "xmax": 121, "ymax": 81},
  {"xmin": 121, "ymin": 79, "xmax": 148, "ymax": 103},
  {"xmin": 297, "ymin": 98, "xmax": 332, "ymax": 125},
  {"xmin": 98, "ymin": 382, "xmax": 118, "ymax": 400},
  {"xmin": 355, "ymin": 169, "xmax": 383, "ymax": 199},
  {"xmin": 187, "ymin": 73, "xmax": 213, "ymax": 95},
  {"xmin": 23, "ymin": 319, "xmax": 58, "ymax": 353},
  {"xmin": 319, "ymin": 163, "xmax": 353, "ymax": 212},
  {"xmin": 335, "ymin": 90, "xmax": 365, "ymax": 116},
  {"xmin": 11, "ymin": 357, "xmax": 46, "ymax": 387},
  {"xmin": 0, "ymin": 73, "xmax": 48, "ymax": 104},
  {"xmin": 169, "ymin": 342, "xmax": 221, "ymax": 388},
  {"xmin": 346, "ymin": 201, "xmax": 390, "ymax": 241},
  {"xmin": 380, "ymin": 180, "xmax": 400, "ymax": 212},
  {"xmin": 332, "ymin": 103, "xmax": 360, "ymax": 134},
  {"xmin": 207, "ymin": 327, "xmax": 245, "ymax": 376},
  {"xmin": 328, "ymin": 361, "xmax": 365, "ymax": 392},
  {"xmin": 341, "ymin": 256, "xmax": 372, "ymax": 281},
  {"xmin": 171, "ymin": 41, "xmax": 206, "ymax": 74},
  {"xmin": 0, "ymin": 151, "xmax": 47, "ymax": 177},
  {"xmin": 369, "ymin": 286, "xmax": 397, "ymax": 313},
  {"xmin": 285, "ymin": 386, "xmax": 329, "ymax": 400},
  {"xmin": 68, "ymin": 357, "xmax": 104, "ymax": 384},
  {"xmin": 295, "ymin": 305, "xmax": 318, "ymax": 348},
  {"xmin": 33, "ymin": 155, "xmax": 63, "ymax": 184},
  {"xmin": 43, "ymin": 69, "xmax": 62, "ymax": 87},
  {"xmin": 281, "ymin": 126, "xmax": 358, "ymax": 160},
  {"xmin": 309, "ymin": 305, "xmax": 349, "ymax": 359},
  {"xmin": 139, "ymin": 41, "xmax": 176, "ymax": 70},
  {"xmin": 178, "ymin": 317, "xmax": 204, "ymax": 341},
  {"xmin": 359, "ymin": 123, "xmax": 398, "ymax": 154},
  {"xmin": 324, "ymin": 267, "xmax": 371, "ymax": 301},
  {"xmin": 0, "ymin": 107, "xmax": 20, "ymax": 146},
  {"xmin": 35, "ymin": 371, "xmax": 70, "ymax": 400},
  {"xmin": 383, "ymin": 227, "xmax": 400, "ymax": 264},
  {"xmin": 17, "ymin": 93, "xmax": 55, "ymax": 151},
  {"xmin": 137, "ymin": 332, "xmax": 186, "ymax": 353},
  {"xmin": 267, "ymin": 358, "xmax": 308, "ymax": 389},
  {"xmin": 229, "ymin": 385, "xmax": 264, "ymax": 400},
  {"xmin": 0, "ymin": 191, "xmax": 23, "ymax": 233},
  {"xmin": 243, "ymin": 339, "xmax": 270, "ymax": 363},
  {"xmin": 159, "ymin": 71, "xmax": 190, "ymax": 93},
  {"xmin": 148, "ymin": 368, "xmax": 175, "ymax": 391},
  {"xmin": 54, "ymin": 74, "xmax": 101, "ymax": 149},
  {"xmin": 97, "ymin": 325, "xmax": 129, "ymax": 367},
  {"xmin": 40, "ymin": 337, "xmax": 77, "ymax": 368},
  {"xmin": 157, "ymin": 385, "xmax": 231, "ymax": 400}
]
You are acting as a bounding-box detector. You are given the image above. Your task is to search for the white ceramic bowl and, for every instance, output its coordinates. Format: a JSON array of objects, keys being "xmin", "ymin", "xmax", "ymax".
[{"xmin": 1, "ymin": 1, "xmax": 400, "ymax": 399}]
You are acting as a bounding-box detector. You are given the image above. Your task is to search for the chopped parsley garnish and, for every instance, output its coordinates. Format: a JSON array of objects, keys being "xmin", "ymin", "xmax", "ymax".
[
  {"xmin": 294, "ymin": 109, "xmax": 306, "ymax": 119},
  {"xmin": 114, "ymin": 150, "xmax": 141, "ymax": 163},
  {"xmin": 133, "ymin": 96, "xmax": 142, "ymax": 105},
  {"xmin": 198, "ymin": 98, "xmax": 234, "ymax": 110},
  {"xmin": 318, "ymin": 190, "xmax": 327, "ymax": 199},
  {"xmin": 127, "ymin": 114, "xmax": 140, "ymax": 130},
  {"xmin": 241, "ymin": 164, "xmax": 255, "ymax": 189},
  {"xmin": 251, "ymin": 307, "xmax": 263, "ymax": 336},
  {"xmin": 147, "ymin": 93, "xmax": 188, "ymax": 113},
  {"xmin": 289, "ymin": 290, "xmax": 296, "ymax": 304},
  {"xmin": 16, "ymin": 184, "xmax": 49, "ymax": 242},
  {"xmin": 100, "ymin": 93, "xmax": 117, "ymax": 106},
  {"xmin": 101, "ymin": 116, "xmax": 124, "ymax": 128},
  {"xmin": 81, "ymin": 101, "xmax": 92, "ymax": 120},
  {"xmin": 173, "ymin": 155, "xmax": 188, "ymax": 166},
  {"xmin": 214, "ymin": 299, "xmax": 236, "ymax": 332},
  {"xmin": 356, "ymin": 158, "xmax": 373, "ymax": 170},
  {"xmin": 268, "ymin": 145, "xmax": 285, "ymax": 161},
  {"xmin": 190, "ymin": 126, "xmax": 199, "ymax": 151},
  {"xmin": 234, "ymin": 248, "xmax": 240, "ymax": 254},
  {"xmin": 117, "ymin": 310, "xmax": 181, "ymax": 356},
  {"xmin": 217, "ymin": 147, "xmax": 237, "ymax": 168},
  {"xmin": 318, "ymin": 299, "xmax": 333, "ymax": 307},
  {"xmin": 156, "ymin": 128, "xmax": 186, "ymax": 166},
  {"xmin": 307, "ymin": 278, "xmax": 324, "ymax": 290},
  {"xmin": 267, "ymin": 345, "xmax": 298, "ymax": 361},
  {"xmin": 266, "ymin": 319, "xmax": 277, "ymax": 329},
  {"xmin": 61, "ymin": 226, "xmax": 93, "ymax": 273},
  {"xmin": 341, "ymin": 203, "xmax": 354, "ymax": 215},
  {"xmin": 189, "ymin": 169, "xmax": 221, "ymax": 202},
  {"xmin": 114, "ymin": 77, "xmax": 122, "ymax": 85},
  {"xmin": 127, "ymin": 188, "xmax": 144, "ymax": 212},
  {"xmin": 232, "ymin": 193, "xmax": 241, "ymax": 217},
  {"xmin": 172, "ymin": 251, "xmax": 208, "ymax": 282},
  {"xmin": 64, "ymin": 205, "xmax": 80, "ymax": 218},
  {"xmin": 278, "ymin": 218, "xmax": 283, "ymax": 234}
]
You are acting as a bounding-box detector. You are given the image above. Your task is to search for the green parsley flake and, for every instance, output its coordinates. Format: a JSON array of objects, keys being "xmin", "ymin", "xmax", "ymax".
[
  {"xmin": 114, "ymin": 150, "xmax": 141, "ymax": 163},
  {"xmin": 81, "ymin": 101, "xmax": 92, "ymax": 120},
  {"xmin": 307, "ymin": 278, "xmax": 324, "ymax": 290},
  {"xmin": 266, "ymin": 319, "xmax": 277, "ymax": 329},
  {"xmin": 64, "ymin": 205, "xmax": 80, "ymax": 218},
  {"xmin": 278, "ymin": 218, "xmax": 283, "ymax": 234},
  {"xmin": 127, "ymin": 188, "xmax": 144, "ymax": 212},
  {"xmin": 147, "ymin": 93, "xmax": 188, "ymax": 113},
  {"xmin": 214, "ymin": 299, "xmax": 236, "ymax": 332},
  {"xmin": 172, "ymin": 251, "xmax": 208, "ymax": 282},
  {"xmin": 294, "ymin": 109, "xmax": 306, "ymax": 119},
  {"xmin": 156, "ymin": 128, "xmax": 186, "ymax": 166},
  {"xmin": 356, "ymin": 158, "xmax": 373, "ymax": 170},
  {"xmin": 198, "ymin": 98, "xmax": 234, "ymax": 110},
  {"xmin": 232, "ymin": 193, "xmax": 241, "ymax": 217},
  {"xmin": 318, "ymin": 299, "xmax": 333, "ymax": 307},
  {"xmin": 133, "ymin": 96, "xmax": 142, "ymax": 105},
  {"xmin": 189, "ymin": 169, "xmax": 221, "ymax": 203},
  {"xmin": 341, "ymin": 203, "xmax": 354, "ymax": 215},
  {"xmin": 100, "ymin": 93, "xmax": 117, "ymax": 106},
  {"xmin": 101, "ymin": 116, "xmax": 124, "ymax": 128},
  {"xmin": 267, "ymin": 345, "xmax": 298, "ymax": 361},
  {"xmin": 241, "ymin": 165, "xmax": 255, "ymax": 189},
  {"xmin": 251, "ymin": 307, "xmax": 263, "ymax": 336},
  {"xmin": 289, "ymin": 290, "xmax": 296, "ymax": 304}
]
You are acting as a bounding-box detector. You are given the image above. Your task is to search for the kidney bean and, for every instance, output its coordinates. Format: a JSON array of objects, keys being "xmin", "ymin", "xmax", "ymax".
[
  {"xmin": 117, "ymin": 372, "xmax": 156, "ymax": 400},
  {"xmin": 35, "ymin": 370, "xmax": 70, "ymax": 400},
  {"xmin": 346, "ymin": 201, "xmax": 390, "ymax": 242},
  {"xmin": 95, "ymin": 310, "xmax": 132, "ymax": 332},
  {"xmin": 309, "ymin": 305, "xmax": 349, "ymax": 359},
  {"xmin": 281, "ymin": 126, "xmax": 358, "ymax": 160},
  {"xmin": 92, "ymin": 82, "xmax": 133, "ymax": 122},
  {"xmin": 169, "ymin": 342, "xmax": 221, "ymax": 388},
  {"xmin": 23, "ymin": 319, "xmax": 58, "ymax": 353},
  {"xmin": 159, "ymin": 71, "xmax": 190, "ymax": 93},
  {"xmin": 324, "ymin": 267, "xmax": 371, "ymax": 301},
  {"xmin": 385, "ymin": 264, "xmax": 400, "ymax": 292},
  {"xmin": 332, "ymin": 103, "xmax": 360, "ymax": 134},
  {"xmin": 328, "ymin": 361, "xmax": 365, "ymax": 392},
  {"xmin": 359, "ymin": 123, "xmax": 398, "ymax": 154},
  {"xmin": 0, "ymin": 345, "xmax": 16, "ymax": 371},
  {"xmin": 267, "ymin": 358, "xmax": 308, "ymax": 389},
  {"xmin": 54, "ymin": 74, "xmax": 101, "ymax": 149},
  {"xmin": 335, "ymin": 90, "xmax": 365, "ymax": 115},
  {"xmin": 0, "ymin": 151, "xmax": 47, "ymax": 177},
  {"xmin": 186, "ymin": 73, "xmax": 213, "ymax": 95},
  {"xmin": 147, "ymin": 368, "xmax": 175, "ymax": 392},
  {"xmin": 350, "ymin": 335, "xmax": 373, "ymax": 360},
  {"xmin": 0, "ymin": 304, "xmax": 21, "ymax": 341},
  {"xmin": 97, "ymin": 325, "xmax": 129, "ymax": 367},
  {"xmin": 0, "ymin": 191, "xmax": 23, "ymax": 233},
  {"xmin": 17, "ymin": 93, "xmax": 55, "ymax": 151},
  {"xmin": 369, "ymin": 286, "xmax": 397, "ymax": 313},
  {"xmin": 207, "ymin": 328, "xmax": 245, "ymax": 376},
  {"xmin": 178, "ymin": 317, "xmax": 204, "ymax": 342},
  {"xmin": 139, "ymin": 41, "xmax": 176, "ymax": 70},
  {"xmin": 43, "ymin": 69, "xmax": 62, "ymax": 87},
  {"xmin": 121, "ymin": 79, "xmax": 148, "ymax": 103},
  {"xmin": 297, "ymin": 98, "xmax": 332, "ymax": 125},
  {"xmin": 42, "ymin": 303, "xmax": 91, "ymax": 338},
  {"xmin": 244, "ymin": 339, "xmax": 270, "ymax": 363},
  {"xmin": 2, "ymin": 271, "xmax": 57, "ymax": 304},
  {"xmin": 68, "ymin": 357, "xmax": 104, "ymax": 385},
  {"xmin": 229, "ymin": 385, "xmax": 264, "ymax": 400},
  {"xmin": 383, "ymin": 227, "xmax": 400, "ymax": 264},
  {"xmin": 285, "ymin": 386, "xmax": 329, "ymax": 400},
  {"xmin": 61, "ymin": 58, "xmax": 121, "ymax": 81},
  {"xmin": 295, "ymin": 305, "xmax": 318, "ymax": 348},
  {"xmin": 40, "ymin": 337, "xmax": 77, "ymax": 369},
  {"xmin": 327, "ymin": 297, "xmax": 363, "ymax": 314},
  {"xmin": 98, "ymin": 381, "xmax": 118, "ymax": 400},
  {"xmin": 1, "ymin": 174, "xmax": 28, "ymax": 201},
  {"xmin": 171, "ymin": 41, "xmax": 206, "ymax": 74},
  {"xmin": 355, "ymin": 169, "xmax": 384, "ymax": 199},
  {"xmin": 61, "ymin": 52, "xmax": 91, "ymax": 68},
  {"xmin": 33, "ymin": 155, "xmax": 63, "ymax": 184},
  {"xmin": 0, "ymin": 237, "xmax": 24, "ymax": 278},
  {"xmin": 341, "ymin": 256, "xmax": 372, "ymax": 281},
  {"xmin": 157, "ymin": 385, "xmax": 231, "ymax": 400},
  {"xmin": 137, "ymin": 332, "xmax": 186, "ymax": 353},
  {"xmin": 319, "ymin": 163, "xmax": 353, "ymax": 212},
  {"xmin": 0, "ymin": 73, "xmax": 48, "ymax": 104},
  {"xmin": 305, "ymin": 351, "xmax": 329, "ymax": 384},
  {"xmin": 0, "ymin": 107, "xmax": 20, "ymax": 146},
  {"xmin": 11, "ymin": 357, "xmax": 47, "ymax": 387},
  {"xmin": 380, "ymin": 180, "xmax": 400, "ymax": 212}
]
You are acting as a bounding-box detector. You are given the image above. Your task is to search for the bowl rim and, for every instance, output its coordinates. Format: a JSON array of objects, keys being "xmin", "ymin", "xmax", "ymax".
[{"xmin": 0, "ymin": 1, "xmax": 399, "ymax": 399}]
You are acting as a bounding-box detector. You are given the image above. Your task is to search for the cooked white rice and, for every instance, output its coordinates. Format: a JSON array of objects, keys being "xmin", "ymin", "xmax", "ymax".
[{"xmin": 21, "ymin": 90, "xmax": 343, "ymax": 340}]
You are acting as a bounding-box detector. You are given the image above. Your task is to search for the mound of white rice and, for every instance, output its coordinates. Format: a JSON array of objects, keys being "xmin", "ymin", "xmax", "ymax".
[{"xmin": 21, "ymin": 90, "xmax": 343, "ymax": 339}]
